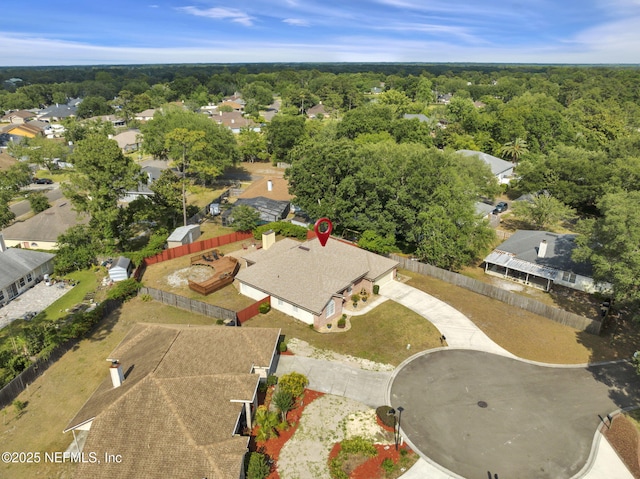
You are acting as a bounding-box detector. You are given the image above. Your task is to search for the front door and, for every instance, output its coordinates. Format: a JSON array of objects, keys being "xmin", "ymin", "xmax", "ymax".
[{"xmin": 8, "ymin": 283, "xmax": 18, "ymax": 299}]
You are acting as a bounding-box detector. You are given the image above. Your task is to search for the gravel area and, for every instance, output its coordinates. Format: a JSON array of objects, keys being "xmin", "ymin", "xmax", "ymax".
[
  {"xmin": 277, "ymin": 395, "xmax": 377, "ymax": 479},
  {"xmin": 166, "ymin": 266, "xmax": 214, "ymax": 287},
  {"xmin": 287, "ymin": 338, "xmax": 395, "ymax": 372},
  {"xmin": 0, "ymin": 282, "xmax": 74, "ymax": 329}
]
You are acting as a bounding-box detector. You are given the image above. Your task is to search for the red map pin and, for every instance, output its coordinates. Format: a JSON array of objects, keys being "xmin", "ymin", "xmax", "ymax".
[{"xmin": 313, "ymin": 217, "xmax": 333, "ymax": 247}]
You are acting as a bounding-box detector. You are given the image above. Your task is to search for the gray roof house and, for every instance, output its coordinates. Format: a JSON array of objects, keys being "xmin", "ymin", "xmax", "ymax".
[
  {"xmin": 235, "ymin": 235, "xmax": 398, "ymax": 329},
  {"xmin": 457, "ymin": 150, "xmax": 515, "ymax": 184},
  {"xmin": 483, "ymin": 230, "xmax": 611, "ymax": 293},
  {"xmin": 222, "ymin": 197, "xmax": 290, "ymax": 226},
  {"xmin": 0, "ymin": 237, "xmax": 55, "ymax": 306},
  {"xmin": 64, "ymin": 323, "xmax": 280, "ymax": 479}
]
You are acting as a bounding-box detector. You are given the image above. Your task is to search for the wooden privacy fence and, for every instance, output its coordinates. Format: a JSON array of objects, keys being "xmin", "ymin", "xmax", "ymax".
[
  {"xmin": 391, "ymin": 255, "xmax": 602, "ymax": 335},
  {"xmin": 139, "ymin": 287, "xmax": 237, "ymax": 322},
  {"xmin": 237, "ymin": 297, "xmax": 270, "ymax": 324},
  {"xmin": 0, "ymin": 299, "xmax": 121, "ymax": 409},
  {"xmin": 143, "ymin": 232, "xmax": 253, "ymax": 266}
]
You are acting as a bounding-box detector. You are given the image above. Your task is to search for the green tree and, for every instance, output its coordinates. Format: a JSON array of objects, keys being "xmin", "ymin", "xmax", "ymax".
[
  {"xmin": 357, "ymin": 230, "xmax": 396, "ymax": 255},
  {"xmin": 27, "ymin": 192, "xmax": 50, "ymax": 214},
  {"xmin": 54, "ymin": 225, "xmax": 100, "ymax": 274},
  {"xmin": 8, "ymin": 136, "xmax": 69, "ymax": 172},
  {"xmin": 499, "ymin": 137, "xmax": 528, "ymax": 166},
  {"xmin": 63, "ymin": 134, "xmax": 141, "ymax": 250},
  {"xmin": 238, "ymin": 129, "xmax": 269, "ymax": 162},
  {"xmin": 378, "ymin": 89, "xmax": 412, "ymax": 114},
  {"xmin": 574, "ymin": 191, "xmax": 640, "ymax": 317},
  {"xmin": 76, "ymin": 95, "xmax": 113, "ymax": 119},
  {"xmin": 265, "ymin": 114, "xmax": 306, "ymax": 162},
  {"xmin": 272, "ymin": 389, "xmax": 294, "ymax": 423},
  {"xmin": 511, "ymin": 192, "xmax": 576, "ymax": 230},
  {"xmin": 62, "ymin": 117, "xmax": 115, "ymax": 143},
  {"xmin": 230, "ymin": 205, "xmax": 260, "ymax": 232},
  {"xmin": 0, "ymin": 192, "xmax": 15, "ymax": 228},
  {"xmin": 164, "ymin": 128, "xmax": 207, "ymax": 226}
]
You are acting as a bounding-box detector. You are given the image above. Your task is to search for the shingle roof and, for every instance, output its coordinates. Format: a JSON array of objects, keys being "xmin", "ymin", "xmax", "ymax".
[
  {"xmin": 457, "ymin": 149, "xmax": 514, "ymax": 176},
  {"xmin": 0, "ymin": 248, "xmax": 55, "ymax": 290},
  {"xmin": 484, "ymin": 230, "xmax": 593, "ymax": 278},
  {"xmin": 112, "ymin": 129, "xmax": 141, "ymax": 149},
  {"xmin": 67, "ymin": 323, "xmax": 280, "ymax": 479},
  {"xmin": 1, "ymin": 199, "xmax": 89, "ymax": 243},
  {"xmin": 238, "ymin": 176, "xmax": 293, "ymax": 201},
  {"xmin": 236, "ymin": 238, "xmax": 398, "ymax": 314}
]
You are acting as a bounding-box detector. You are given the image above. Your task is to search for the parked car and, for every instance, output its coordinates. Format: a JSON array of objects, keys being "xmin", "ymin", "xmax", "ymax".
[
  {"xmin": 492, "ymin": 201, "xmax": 508, "ymax": 214},
  {"xmin": 33, "ymin": 178, "xmax": 53, "ymax": 184}
]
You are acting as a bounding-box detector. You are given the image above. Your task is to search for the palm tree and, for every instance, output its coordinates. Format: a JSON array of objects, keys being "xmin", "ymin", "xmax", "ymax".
[
  {"xmin": 500, "ymin": 137, "xmax": 529, "ymax": 167},
  {"xmin": 271, "ymin": 390, "xmax": 294, "ymax": 423}
]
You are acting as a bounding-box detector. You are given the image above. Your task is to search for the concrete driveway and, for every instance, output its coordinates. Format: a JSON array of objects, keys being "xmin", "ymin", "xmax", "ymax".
[{"xmin": 389, "ymin": 349, "xmax": 640, "ymax": 479}]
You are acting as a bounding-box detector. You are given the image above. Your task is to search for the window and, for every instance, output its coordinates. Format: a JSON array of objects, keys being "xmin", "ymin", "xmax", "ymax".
[
  {"xmin": 326, "ymin": 300, "xmax": 335, "ymax": 318},
  {"xmin": 27, "ymin": 273, "xmax": 33, "ymax": 282},
  {"xmin": 0, "ymin": 290, "xmax": 4, "ymax": 302},
  {"xmin": 562, "ymin": 272, "xmax": 576, "ymax": 283},
  {"xmin": 19, "ymin": 278, "xmax": 25, "ymax": 287}
]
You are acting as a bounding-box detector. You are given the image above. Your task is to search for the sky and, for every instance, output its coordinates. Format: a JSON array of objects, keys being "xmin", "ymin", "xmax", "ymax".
[{"xmin": 2, "ymin": 0, "xmax": 640, "ymax": 66}]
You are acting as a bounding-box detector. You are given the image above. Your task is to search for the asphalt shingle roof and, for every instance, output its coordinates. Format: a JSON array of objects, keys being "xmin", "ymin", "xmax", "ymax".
[
  {"xmin": 0, "ymin": 248, "xmax": 55, "ymax": 290},
  {"xmin": 457, "ymin": 149, "xmax": 514, "ymax": 176}
]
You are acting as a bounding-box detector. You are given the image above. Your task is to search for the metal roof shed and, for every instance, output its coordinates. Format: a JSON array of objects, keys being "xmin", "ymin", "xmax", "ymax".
[{"xmin": 109, "ymin": 256, "xmax": 132, "ymax": 282}]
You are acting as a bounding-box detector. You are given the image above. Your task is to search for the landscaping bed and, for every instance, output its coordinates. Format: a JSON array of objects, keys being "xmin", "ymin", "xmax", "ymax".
[{"xmin": 605, "ymin": 413, "xmax": 640, "ymax": 478}]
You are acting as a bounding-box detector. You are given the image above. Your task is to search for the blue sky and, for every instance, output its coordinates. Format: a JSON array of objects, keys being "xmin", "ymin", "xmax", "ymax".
[{"xmin": 2, "ymin": 0, "xmax": 640, "ymax": 66}]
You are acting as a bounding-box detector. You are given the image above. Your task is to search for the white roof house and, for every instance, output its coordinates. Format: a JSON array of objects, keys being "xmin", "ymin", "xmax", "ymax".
[{"xmin": 457, "ymin": 150, "xmax": 515, "ymax": 184}]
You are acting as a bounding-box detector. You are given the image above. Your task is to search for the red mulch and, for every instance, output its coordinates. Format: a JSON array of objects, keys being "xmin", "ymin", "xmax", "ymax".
[
  {"xmin": 328, "ymin": 442, "xmax": 414, "ymax": 479},
  {"xmin": 280, "ymin": 349, "xmax": 294, "ymax": 356},
  {"xmin": 252, "ymin": 388, "xmax": 324, "ymax": 479},
  {"xmin": 376, "ymin": 415, "xmax": 396, "ymax": 433},
  {"xmin": 604, "ymin": 415, "xmax": 640, "ymax": 478}
]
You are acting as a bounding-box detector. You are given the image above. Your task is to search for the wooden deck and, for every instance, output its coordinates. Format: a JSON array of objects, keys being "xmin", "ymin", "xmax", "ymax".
[{"xmin": 188, "ymin": 250, "xmax": 240, "ymax": 295}]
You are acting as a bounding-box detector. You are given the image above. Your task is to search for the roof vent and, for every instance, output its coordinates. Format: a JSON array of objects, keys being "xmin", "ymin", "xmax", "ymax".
[
  {"xmin": 538, "ymin": 239, "xmax": 548, "ymax": 258},
  {"xmin": 298, "ymin": 246, "xmax": 310, "ymax": 251},
  {"xmin": 107, "ymin": 359, "xmax": 125, "ymax": 388}
]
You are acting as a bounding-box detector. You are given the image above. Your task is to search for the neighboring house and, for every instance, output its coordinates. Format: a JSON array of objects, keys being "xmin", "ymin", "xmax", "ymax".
[
  {"xmin": 1, "ymin": 110, "xmax": 36, "ymax": 124},
  {"xmin": 1, "ymin": 121, "xmax": 44, "ymax": 140},
  {"xmin": 167, "ymin": 224, "xmax": 201, "ymax": 248},
  {"xmin": 37, "ymin": 101, "xmax": 78, "ymax": 122},
  {"xmin": 0, "ymin": 199, "xmax": 90, "ymax": 250},
  {"xmin": 134, "ymin": 108, "xmax": 156, "ymax": 121},
  {"xmin": 0, "ymin": 235, "xmax": 55, "ymax": 306},
  {"xmin": 0, "ymin": 150, "xmax": 17, "ymax": 170},
  {"xmin": 112, "ymin": 129, "xmax": 142, "ymax": 153},
  {"xmin": 403, "ymin": 113, "xmax": 430, "ymax": 123},
  {"xmin": 483, "ymin": 230, "xmax": 612, "ymax": 293},
  {"xmin": 120, "ymin": 165, "xmax": 164, "ymax": 203},
  {"xmin": 210, "ymin": 111, "xmax": 259, "ymax": 134},
  {"xmin": 218, "ymin": 100, "xmax": 244, "ymax": 111},
  {"xmin": 457, "ymin": 149, "xmax": 515, "ymax": 185},
  {"xmin": 307, "ymin": 103, "xmax": 329, "ymax": 119},
  {"xmin": 475, "ymin": 201, "xmax": 496, "ymax": 219},
  {"xmin": 236, "ymin": 234, "xmax": 398, "ymax": 328},
  {"xmin": 89, "ymin": 114, "xmax": 126, "ymax": 128},
  {"xmin": 64, "ymin": 323, "xmax": 280, "ymax": 479},
  {"xmin": 222, "ymin": 197, "xmax": 290, "ymax": 226},
  {"xmin": 437, "ymin": 93, "xmax": 453, "ymax": 104},
  {"xmin": 108, "ymin": 256, "xmax": 132, "ymax": 282}
]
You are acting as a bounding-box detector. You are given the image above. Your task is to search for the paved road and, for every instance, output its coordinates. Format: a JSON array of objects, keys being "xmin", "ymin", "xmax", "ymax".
[
  {"xmin": 389, "ymin": 349, "xmax": 640, "ymax": 479},
  {"xmin": 10, "ymin": 185, "xmax": 63, "ymax": 217}
]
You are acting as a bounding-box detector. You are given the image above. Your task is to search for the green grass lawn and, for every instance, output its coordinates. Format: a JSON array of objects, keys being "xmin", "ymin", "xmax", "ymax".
[{"xmin": 244, "ymin": 300, "xmax": 442, "ymax": 366}]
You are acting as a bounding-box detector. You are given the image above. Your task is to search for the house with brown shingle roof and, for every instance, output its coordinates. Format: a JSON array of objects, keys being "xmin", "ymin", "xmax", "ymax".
[
  {"xmin": 235, "ymin": 236, "xmax": 398, "ymax": 329},
  {"xmin": 65, "ymin": 323, "xmax": 281, "ymax": 479},
  {"xmin": 1, "ymin": 110, "xmax": 36, "ymax": 124},
  {"xmin": 210, "ymin": 111, "xmax": 260, "ymax": 134}
]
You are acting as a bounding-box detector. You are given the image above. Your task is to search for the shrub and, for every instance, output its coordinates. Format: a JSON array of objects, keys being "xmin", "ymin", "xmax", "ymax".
[
  {"xmin": 246, "ymin": 452, "xmax": 270, "ymax": 479},
  {"xmin": 272, "ymin": 390, "xmax": 294, "ymax": 422},
  {"xmin": 376, "ymin": 406, "xmax": 397, "ymax": 429},
  {"xmin": 328, "ymin": 456, "xmax": 349, "ymax": 479},
  {"xmin": 258, "ymin": 302, "xmax": 271, "ymax": 314},
  {"xmin": 140, "ymin": 293, "xmax": 152, "ymax": 302},
  {"xmin": 106, "ymin": 278, "xmax": 141, "ymax": 301},
  {"xmin": 278, "ymin": 342, "xmax": 288, "ymax": 353},
  {"xmin": 340, "ymin": 436, "xmax": 378, "ymax": 457},
  {"xmin": 373, "ymin": 285, "xmax": 380, "ymax": 295},
  {"xmin": 266, "ymin": 374, "xmax": 278, "ymax": 387},
  {"xmin": 253, "ymin": 222, "xmax": 308, "ymax": 241},
  {"xmin": 381, "ymin": 457, "xmax": 395, "ymax": 475},
  {"xmin": 337, "ymin": 317, "xmax": 346, "ymax": 328},
  {"xmin": 350, "ymin": 294, "xmax": 361, "ymax": 303},
  {"xmin": 13, "ymin": 400, "xmax": 26, "ymax": 413},
  {"xmin": 279, "ymin": 372, "xmax": 308, "ymax": 398},
  {"xmin": 255, "ymin": 406, "xmax": 279, "ymax": 441},
  {"xmin": 216, "ymin": 319, "xmax": 224, "ymax": 325}
]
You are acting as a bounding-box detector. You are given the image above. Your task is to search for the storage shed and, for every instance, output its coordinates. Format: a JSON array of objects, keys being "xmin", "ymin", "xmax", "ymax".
[
  {"xmin": 167, "ymin": 224, "xmax": 201, "ymax": 248},
  {"xmin": 109, "ymin": 256, "xmax": 132, "ymax": 282}
]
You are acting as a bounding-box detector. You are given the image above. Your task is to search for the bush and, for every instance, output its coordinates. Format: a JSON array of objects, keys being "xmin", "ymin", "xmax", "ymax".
[
  {"xmin": 337, "ymin": 317, "xmax": 346, "ymax": 328},
  {"xmin": 246, "ymin": 452, "xmax": 270, "ymax": 479},
  {"xmin": 350, "ymin": 294, "xmax": 361, "ymax": 303},
  {"xmin": 329, "ymin": 456, "xmax": 349, "ymax": 479},
  {"xmin": 340, "ymin": 436, "xmax": 378, "ymax": 457},
  {"xmin": 376, "ymin": 406, "xmax": 397, "ymax": 429},
  {"xmin": 381, "ymin": 457, "xmax": 395, "ymax": 474},
  {"xmin": 278, "ymin": 372, "xmax": 308, "ymax": 398},
  {"xmin": 216, "ymin": 319, "xmax": 224, "ymax": 325},
  {"xmin": 254, "ymin": 221, "xmax": 308, "ymax": 241},
  {"xmin": 266, "ymin": 374, "xmax": 278, "ymax": 387},
  {"xmin": 140, "ymin": 294, "xmax": 152, "ymax": 302},
  {"xmin": 106, "ymin": 278, "xmax": 141, "ymax": 301},
  {"xmin": 278, "ymin": 342, "xmax": 288, "ymax": 353},
  {"xmin": 373, "ymin": 285, "xmax": 380, "ymax": 295},
  {"xmin": 258, "ymin": 302, "xmax": 271, "ymax": 314},
  {"xmin": 13, "ymin": 400, "xmax": 26, "ymax": 413}
]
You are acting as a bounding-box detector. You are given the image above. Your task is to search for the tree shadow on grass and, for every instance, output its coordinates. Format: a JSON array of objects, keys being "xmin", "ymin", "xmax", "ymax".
[{"xmin": 87, "ymin": 302, "xmax": 123, "ymax": 343}]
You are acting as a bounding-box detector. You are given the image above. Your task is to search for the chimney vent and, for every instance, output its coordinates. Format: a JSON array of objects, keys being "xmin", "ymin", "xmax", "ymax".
[
  {"xmin": 108, "ymin": 359, "xmax": 125, "ymax": 388},
  {"xmin": 538, "ymin": 239, "xmax": 548, "ymax": 258}
]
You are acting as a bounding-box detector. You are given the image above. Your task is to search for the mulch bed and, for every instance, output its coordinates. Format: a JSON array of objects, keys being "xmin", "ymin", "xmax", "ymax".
[
  {"xmin": 253, "ymin": 388, "xmax": 324, "ymax": 479},
  {"xmin": 328, "ymin": 442, "xmax": 415, "ymax": 479},
  {"xmin": 604, "ymin": 415, "xmax": 640, "ymax": 478}
]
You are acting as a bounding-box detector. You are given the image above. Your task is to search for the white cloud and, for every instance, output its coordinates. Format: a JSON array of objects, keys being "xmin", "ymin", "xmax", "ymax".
[
  {"xmin": 178, "ymin": 6, "xmax": 254, "ymax": 26},
  {"xmin": 283, "ymin": 18, "xmax": 310, "ymax": 27}
]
